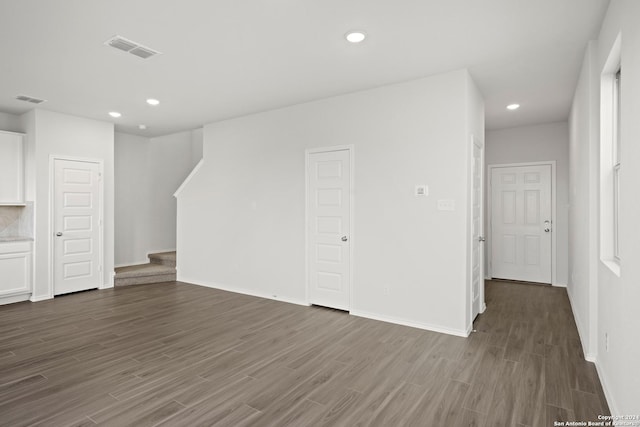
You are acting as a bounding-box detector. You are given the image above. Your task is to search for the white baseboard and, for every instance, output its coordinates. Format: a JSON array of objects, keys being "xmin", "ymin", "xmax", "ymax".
[
  {"xmin": 566, "ymin": 287, "xmax": 618, "ymax": 414},
  {"xmin": 594, "ymin": 358, "xmax": 618, "ymax": 415},
  {"xmin": 349, "ymin": 309, "xmax": 470, "ymax": 338},
  {"xmin": 178, "ymin": 276, "xmax": 309, "ymax": 307},
  {"xmin": 30, "ymin": 294, "xmax": 52, "ymax": 302},
  {"xmin": 465, "ymin": 323, "xmax": 473, "ymax": 336},
  {"xmin": 102, "ymin": 271, "xmax": 115, "ymax": 289},
  {"xmin": 566, "ymin": 286, "xmax": 593, "ymax": 360},
  {"xmin": 1, "ymin": 293, "xmax": 31, "ymax": 305},
  {"xmin": 552, "ymin": 282, "xmax": 567, "ymax": 287},
  {"xmin": 115, "ymin": 258, "xmax": 148, "ymax": 268},
  {"xmin": 147, "ymin": 248, "xmax": 176, "ymax": 256},
  {"xmin": 179, "ymin": 276, "xmax": 470, "ymax": 338}
]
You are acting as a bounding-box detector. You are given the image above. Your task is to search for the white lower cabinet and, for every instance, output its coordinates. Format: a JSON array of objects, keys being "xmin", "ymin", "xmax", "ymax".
[{"xmin": 0, "ymin": 241, "xmax": 32, "ymax": 304}]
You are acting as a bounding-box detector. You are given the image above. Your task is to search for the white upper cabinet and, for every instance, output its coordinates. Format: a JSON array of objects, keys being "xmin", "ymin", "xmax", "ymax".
[{"xmin": 0, "ymin": 131, "xmax": 25, "ymax": 205}]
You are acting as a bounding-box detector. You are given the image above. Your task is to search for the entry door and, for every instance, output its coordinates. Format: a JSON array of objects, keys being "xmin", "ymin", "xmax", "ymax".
[
  {"xmin": 471, "ymin": 138, "xmax": 484, "ymax": 319},
  {"xmin": 53, "ymin": 159, "xmax": 102, "ymax": 295},
  {"xmin": 307, "ymin": 148, "xmax": 351, "ymax": 311},
  {"xmin": 490, "ymin": 164, "xmax": 552, "ymax": 284}
]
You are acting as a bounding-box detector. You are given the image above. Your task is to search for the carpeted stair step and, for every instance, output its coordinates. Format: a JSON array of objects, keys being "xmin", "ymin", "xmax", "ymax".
[
  {"xmin": 148, "ymin": 251, "xmax": 176, "ymax": 267},
  {"xmin": 114, "ymin": 263, "xmax": 176, "ymax": 286}
]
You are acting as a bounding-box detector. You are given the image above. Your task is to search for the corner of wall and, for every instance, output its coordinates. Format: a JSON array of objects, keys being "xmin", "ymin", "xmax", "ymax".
[
  {"xmin": 349, "ymin": 309, "xmax": 471, "ymax": 338},
  {"xmin": 566, "ymin": 284, "xmax": 593, "ymax": 359}
]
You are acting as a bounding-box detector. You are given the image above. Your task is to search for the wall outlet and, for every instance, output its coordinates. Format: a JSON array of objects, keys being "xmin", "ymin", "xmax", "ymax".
[
  {"xmin": 382, "ymin": 286, "xmax": 390, "ymax": 295},
  {"xmin": 437, "ymin": 199, "xmax": 455, "ymax": 211}
]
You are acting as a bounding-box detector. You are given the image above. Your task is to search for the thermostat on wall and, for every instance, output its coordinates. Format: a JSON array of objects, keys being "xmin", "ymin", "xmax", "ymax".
[{"xmin": 415, "ymin": 185, "xmax": 428, "ymax": 196}]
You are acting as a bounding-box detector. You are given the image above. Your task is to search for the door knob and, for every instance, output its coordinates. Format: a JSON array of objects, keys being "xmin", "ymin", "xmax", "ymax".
[
  {"xmin": 544, "ymin": 220, "xmax": 551, "ymax": 233},
  {"xmin": 341, "ymin": 236, "xmax": 348, "ymax": 242},
  {"xmin": 56, "ymin": 232, "xmax": 63, "ymax": 237}
]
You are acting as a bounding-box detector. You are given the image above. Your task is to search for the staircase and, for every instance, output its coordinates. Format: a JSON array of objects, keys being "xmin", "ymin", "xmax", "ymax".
[{"xmin": 114, "ymin": 251, "xmax": 176, "ymax": 286}]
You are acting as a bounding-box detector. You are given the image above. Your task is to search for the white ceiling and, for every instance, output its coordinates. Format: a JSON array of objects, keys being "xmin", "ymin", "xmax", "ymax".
[{"xmin": 0, "ymin": 0, "xmax": 609, "ymax": 137}]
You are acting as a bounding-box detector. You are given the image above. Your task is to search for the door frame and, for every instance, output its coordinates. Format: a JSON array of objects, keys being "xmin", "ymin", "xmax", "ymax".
[
  {"xmin": 49, "ymin": 155, "xmax": 105, "ymax": 298},
  {"xmin": 468, "ymin": 135, "xmax": 486, "ymax": 322},
  {"xmin": 487, "ymin": 161, "xmax": 557, "ymax": 285},
  {"xmin": 304, "ymin": 145, "xmax": 354, "ymax": 310}
]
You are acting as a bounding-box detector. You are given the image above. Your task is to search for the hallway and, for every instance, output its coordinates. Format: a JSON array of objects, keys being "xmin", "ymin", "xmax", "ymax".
[{"xmin": 475, "ymin": 280, "xmax": 609, "ymax": 424}]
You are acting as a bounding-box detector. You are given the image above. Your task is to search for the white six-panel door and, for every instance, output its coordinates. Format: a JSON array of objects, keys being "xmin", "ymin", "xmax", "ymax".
[
  {"xmin": 490, "ymin": 164, "xmax": 552, "ymax": 284},
  {"xmin": 307, "ymin": 148, "xmax": 351, "ymax": 311},
  {"xmin": 54, "ymin": 159, "xmax": 102, "ymax": 295}
]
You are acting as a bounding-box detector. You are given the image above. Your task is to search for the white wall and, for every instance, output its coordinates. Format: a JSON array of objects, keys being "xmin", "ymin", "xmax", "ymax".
[
  {"xmin": 190, "ymin": 128, "xmax": 204, "ymax": 169},
  {"xmin": 177, "ymin": 69, "xmax": 484, "ymax": 336},
  {"xmin": 569, "ymin": 0, "xmax": 640, "ymax": 414},
  {"xmin": 29, "ymin": 109, "xmax": 114, "ymax": 300},
  {"xmin": 0, "ymin": 111, "xmax": 23, "ymax": 133},
  {"xmin": 568, "ymin": 42, "xmax": 599, "ymax": 361},
  {"xmin": 114, "ymin": 129, "xmax": 201, "ymax": 266},
  {"xmin": 115, "ymin": 132, "xmax": 151, "ymax": 266},
  {"xmin": 485, "ymin": 122, "xmax": 570, "ymax": 286},
  {"xmin": 595, "ymin": 0, "xmax": 640, "ymax": 414},
  {"xmin": 19, "ymin": 111, "xmax": 36, "ymax": 202},
  {"xmin": 147, "ymin": 131, "xmax": 195, "ymax": 255}
]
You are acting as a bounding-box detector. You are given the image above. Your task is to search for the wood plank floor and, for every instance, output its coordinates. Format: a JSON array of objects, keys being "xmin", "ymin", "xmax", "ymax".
[{"xmin": 0, "ymin": 280, "xmax": 609, "ymax": 426}]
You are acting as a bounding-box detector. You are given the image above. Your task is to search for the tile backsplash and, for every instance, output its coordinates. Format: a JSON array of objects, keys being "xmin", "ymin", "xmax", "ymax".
[{"xmin": 0, "ymin": 202, "xmax": 34, "ymax": 238}]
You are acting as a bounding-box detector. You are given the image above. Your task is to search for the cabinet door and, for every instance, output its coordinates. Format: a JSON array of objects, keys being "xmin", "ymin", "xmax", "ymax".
[
  {"xmin": 0, "ymin": 131, "xmax": 25, "ymax": 205},
  {"xmin": 0, "ymin": 252, "xmax": 31, "ymax": 296}
]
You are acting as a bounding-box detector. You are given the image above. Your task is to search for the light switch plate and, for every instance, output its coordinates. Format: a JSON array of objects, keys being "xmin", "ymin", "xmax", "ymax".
[
  {"xmin": 437, "ymin": 199, "xmax": 455, "ymax": 211},
  {"xmin": 415, "ymin": 185, "xmax": 428, "ymax": 196}
]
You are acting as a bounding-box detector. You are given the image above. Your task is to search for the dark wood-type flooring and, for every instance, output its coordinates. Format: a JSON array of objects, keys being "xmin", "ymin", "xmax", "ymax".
[{"xmin": 0, "ymin": 280, "xmax": 609, "ymax": 426}]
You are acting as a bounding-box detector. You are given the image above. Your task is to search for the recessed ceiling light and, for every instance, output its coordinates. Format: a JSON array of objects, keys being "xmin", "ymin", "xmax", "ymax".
[
  {"xmin": 506, "ymin": 104, "xmax": 520, "ymax": 110},
  {"xmin": 109, "ymin": 111, "xmax": 121, "ymax": 118},
  {"xmin": 345, "ymin": 31, "xmax": 366, "ymax": 43},
  {"xmin": 146, "ymin": 98, "xmax": 160, "ymax": 106},
  {"xmin": 139, "ymin": 124, "xmax": 147, "ymax": 130}
]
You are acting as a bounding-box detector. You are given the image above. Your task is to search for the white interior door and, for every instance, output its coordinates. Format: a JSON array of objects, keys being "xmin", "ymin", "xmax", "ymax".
[
  {"xmin": 490, "ymin": 164, "xmax": 552, "ymax": 284},
  {"xmin": 471, "ymin": 138, "xmax": 484, "ymax": 319},
  {"xmin": 307, "ymin": 148, "xmax": 351, "ymax": 311},
  {"xmin": 54, "ymin": 159, "xmax": 102, "ymax": 295}
]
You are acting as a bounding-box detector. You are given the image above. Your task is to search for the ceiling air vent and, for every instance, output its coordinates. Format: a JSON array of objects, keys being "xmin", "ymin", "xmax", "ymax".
[
  {"xmin": 15, "ymin": 94, "xmax": 46, "ymax": 104},
  {"xmin": 104, "ymin": 35, "xmax": 161, "ymax": 59},
  {"xmin": 129, "ymin": 46, "xmax": 157, "ymax": 59}
]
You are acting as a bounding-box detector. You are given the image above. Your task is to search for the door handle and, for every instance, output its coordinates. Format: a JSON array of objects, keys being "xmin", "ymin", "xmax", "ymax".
[
  {"xmin": 341, "ymin": 236, "xmax": 348, "ymax": 242},
  {"xmin": 56, "ymin": 232, "xmax": 63, "ymax": 237},
  {"xmin": 478, "ymin": 236, "xmax": 485, "ymax": 242},
  {"xmin": 544, "ymin": 220, "xmax": 551, "ymax": 233}
]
